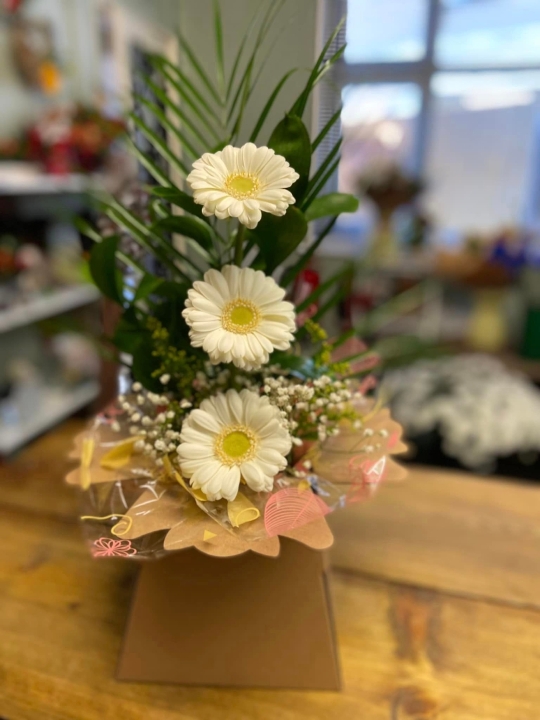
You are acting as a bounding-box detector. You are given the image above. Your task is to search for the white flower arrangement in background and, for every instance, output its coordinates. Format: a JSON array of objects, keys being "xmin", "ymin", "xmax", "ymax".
[
  {"xmin": 177, "ymin": 389, "xmax": 292, "ymax": 501},
  {"xmin": 182, "ymin": 265, "xmax": 296, "ymax": 370},
  {"xmin": 186, "ymin": 143, "xmax": 299, "ymax": 229},
  {"xmin": 384, "ymin": 355, "xmax": 540, "ymax": 469}
]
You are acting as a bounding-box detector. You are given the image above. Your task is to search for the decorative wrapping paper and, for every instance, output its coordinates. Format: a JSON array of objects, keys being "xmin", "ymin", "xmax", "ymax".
[{"xmin": 67, "ymin": 398, "xmax": 407, "ymax": 559}]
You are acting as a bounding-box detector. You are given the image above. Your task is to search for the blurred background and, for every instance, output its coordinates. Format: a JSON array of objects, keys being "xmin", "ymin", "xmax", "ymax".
[{"xmin": 1, "ymin": 0, "xmax": 540, "ymax": 480}]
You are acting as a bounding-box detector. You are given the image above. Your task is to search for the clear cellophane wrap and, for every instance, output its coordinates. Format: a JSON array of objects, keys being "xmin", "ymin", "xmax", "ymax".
[{"xmin": 66, "ymin": 397, "xmax": 407, "ymax": 559}]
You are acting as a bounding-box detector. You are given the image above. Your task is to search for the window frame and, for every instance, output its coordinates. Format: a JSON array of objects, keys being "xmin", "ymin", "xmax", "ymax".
[{"xmin": 338, "ymin": 0, "xmax": 540, "ymax": 175}]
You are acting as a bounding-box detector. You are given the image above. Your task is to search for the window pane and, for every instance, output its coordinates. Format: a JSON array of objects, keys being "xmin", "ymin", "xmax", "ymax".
[
  {"xmin": 339, "ymin": 83, "xmax": 422, "ymax": 194},
  {"xmin": 333, "ymin": 84, "xmax": 421, "ymax": 253},
  {"xmin": 426, "ymin": 71, "xmax": 540, "ymax": 235},
  {"xmin": 345, "ymin": 0, "xmax": 428, "ymax": 63},
  {"xmin": 436, "ymin": 0, "xmax": 540, "ymax": 67}
]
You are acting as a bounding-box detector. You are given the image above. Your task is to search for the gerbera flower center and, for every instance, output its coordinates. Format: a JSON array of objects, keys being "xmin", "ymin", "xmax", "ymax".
[
  {"xmin": 215, "ymin": 425, "xmax": 259, "ymax": 465},
  {"xmin": 222, "ymin": 298, "xmax": 261, "ymax": 334},
  {"xmin": 224, "ymin": 173, "xmax": 261, "ymax": 199}
]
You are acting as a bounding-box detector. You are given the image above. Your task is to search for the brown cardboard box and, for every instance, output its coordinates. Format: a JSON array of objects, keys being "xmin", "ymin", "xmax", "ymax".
[{"xmin": 117, "ymin": 538, "xmax": 341, "ymax": 690}]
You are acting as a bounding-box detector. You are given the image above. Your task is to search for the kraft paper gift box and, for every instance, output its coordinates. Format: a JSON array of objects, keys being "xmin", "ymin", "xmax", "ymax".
[
  {"xmin": 67, "ymin": 406, "xmax": 407, "ymax": 690},
  {"xmin": 117, "ymin": 539, "xmax": 340, "ymax": 689}
]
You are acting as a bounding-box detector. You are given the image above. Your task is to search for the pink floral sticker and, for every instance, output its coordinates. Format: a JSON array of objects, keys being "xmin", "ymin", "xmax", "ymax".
[{"xmin": 91, "ymin": 537, "xmax": 137, "ymax": 558}]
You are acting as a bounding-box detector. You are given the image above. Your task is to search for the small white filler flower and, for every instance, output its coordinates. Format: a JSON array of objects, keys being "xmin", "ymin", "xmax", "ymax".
[
  {"xmin": 182, "ymin": 265, "xmax": 296, "ymax": 370},
  {"xmin": 186, "ymin": 143, "xmax": 299, "ymax": 229},
  {"xmin": 177, "ymin": 389, "xmax": 292, "ymax": 501}
]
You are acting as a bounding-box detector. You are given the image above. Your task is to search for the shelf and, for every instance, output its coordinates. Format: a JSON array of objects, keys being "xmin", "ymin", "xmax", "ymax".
[
  {"xmin": 0, "ymin": 285, "xmax": 100, "ymax": 334},
  {"xmin": 0, "ymin": 380, "xmax": 99, "ymax": 455},
  {"xmin": 0, "ymin": 165, "xmax": 97, "ymax": 196}
]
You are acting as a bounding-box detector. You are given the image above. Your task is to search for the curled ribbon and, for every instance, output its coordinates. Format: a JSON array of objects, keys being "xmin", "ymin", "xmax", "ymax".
[{"xmin": 227, "ymin": 492, "xmax": 260, "ymax": 528}]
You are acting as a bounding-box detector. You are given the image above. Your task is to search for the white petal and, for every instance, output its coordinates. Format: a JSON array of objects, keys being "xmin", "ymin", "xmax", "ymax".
[
  {"xmin": 241, "ymin": 461, "xmax": 266, "ymax": 491},
  {"xmin": 225, "ymin": 388, "xmax": 245, "ymax": 424},
  {"xmin": 257, "ymin": 447, "xmax": 289, "ymax": 466},
  {"xmin": 189, "ymin": 409, "xmax": 222, "ymax": 434},
  {"xmin": 178, "ymin": 443, "xmax": 215, "ymax": 460},
  {"xmin": 204, "ymin": 269, "xmax": 231, "ymax": 298}
]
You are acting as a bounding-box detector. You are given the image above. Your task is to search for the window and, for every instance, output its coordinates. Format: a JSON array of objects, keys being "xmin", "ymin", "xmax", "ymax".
[
  {"xmin": 345, "ymin": 0, "xmax": 429, "ymax": 63},
  {"xmin": 340, "ymin": 83, "xmax": 422, "ymax": 194},
  {"xmin": 436, "ymin": 0, "xmax": 540, "ymax": 67},
  {"xmin": 338, "ymin": 0, "xmax": 540, "ymax": 240}
]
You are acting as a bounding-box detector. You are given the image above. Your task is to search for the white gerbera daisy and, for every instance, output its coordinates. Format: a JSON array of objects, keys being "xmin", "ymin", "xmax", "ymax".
[
  {"xmin": 186, "ymin": 143, "xmax": 299, "ymax": 229},
  {"xmin": 182, "ymin": 265, "xmax": 296, "ymax": 370},
  {"xmin": 177, "ymin": 389, "xmax": 292, "ymax": 501}
]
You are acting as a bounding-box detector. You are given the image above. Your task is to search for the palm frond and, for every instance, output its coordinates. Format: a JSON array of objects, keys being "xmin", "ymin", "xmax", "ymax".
[{"xmin": 280, "ymin": 216, "xmax": 338, "ymax": 287}]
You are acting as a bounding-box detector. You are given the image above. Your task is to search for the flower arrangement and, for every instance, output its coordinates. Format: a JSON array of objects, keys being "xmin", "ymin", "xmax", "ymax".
[
  {"xmin": 70, "ymin": 3, "xmax": 407, "ymax": 558},
  {"xmin": 385, "ymin": 354, "xmax": 540, "ymax": 471},
  {"xmin": 0, "ymin": 104, "xmax": 125, "ymax": 174}
]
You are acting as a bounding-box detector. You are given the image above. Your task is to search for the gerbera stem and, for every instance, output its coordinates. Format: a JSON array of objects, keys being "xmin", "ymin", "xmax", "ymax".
[{"xmin": 234, "ymin": 223, "xmax": 246, "ymax": 266}]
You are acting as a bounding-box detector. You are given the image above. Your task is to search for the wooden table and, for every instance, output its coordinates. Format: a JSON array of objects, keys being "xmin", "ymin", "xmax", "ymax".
[{"xmin": 1, "ymin": 420, "xmax": 540, "ymax": 719}]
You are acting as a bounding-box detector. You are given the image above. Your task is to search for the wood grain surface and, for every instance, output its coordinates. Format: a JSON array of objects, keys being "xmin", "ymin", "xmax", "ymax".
[{"xmin": 1, "ymin": 420, "xmax": 540, "ymax": 719}]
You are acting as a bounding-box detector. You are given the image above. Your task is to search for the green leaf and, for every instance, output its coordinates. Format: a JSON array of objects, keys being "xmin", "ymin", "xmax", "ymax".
[
  {"xmin": 177, "ymin": 32, "xmax": 223, "ymax": 108},
  {"xmin": 150, "ymin": 57, "xmax": 221, "ymax": 142},
  {"xmin": 353, "ymin": 284, "xmax": 427, "ymax": 337},
  {"xmin": 370, "ymin": 335, "xmax": 446, "ymax": 370},
  {"xmin": 152, "ymin": 56, "xmax": 215, "ymax": 118},
  {"xmin": 251, "ymin": 206, "xmax": 308, "ymax": 273},
  {"xmin": 280, "ymin": 216, "xmax": 337, "ymax": 287},
  {"xmin": 142, "ymin": 75, "xmax": 210, "ymax": 150},
  {"xmin": 129, "ymin": 112, "xmax": 189, "ymax": 176},
  {"xmin": 316, "ymin": 44, "xmax": 346, "ymax": 85},
  {"xmin": 75, "ymin": 217, "xmax": 102, "ymax": 244},
  {"xmin": 303, "ymin": 137, "xmax": 342, "ymax": 204},
  {"xmin": 152, "ymin": 215, "xmax": 215, "ymax": 252},
  {"xmin": 330, "ymin": 327, "xmax": 355, "ymax": 350},
  {"xmin": 249, "ymin": 69, "xmax": 297, "ymax": 143},
  {"xmin": 312, "ymin": 108, "xmax": 341, "ymax": 152},
  {"xmin": 80, "ymin": 212, "xmax": 147, "ymax": 276},
  {"xmin": 113, "ymin": 310, "xmax": 145, "ymax": 354},
  {"xmin": 134, "ymin": 94, "xmax": 200, "ymax": 160},
  {"xmin": 268, "ymin": 114, "xmax": 311, "ymax": 202},
  {"xmin": 151, "ymin": 279, "xmax": 189, "ymax": 303},
  {"xmin": 229, "ymin": 53, "xmax": 255, "ymax": 138},
  {"xmin": 305, "ymin": 193, "xmax": 359, "ymax": 222},
  {"xmin": 227, "ymin": 0, "xmax": 286, "ymax": 133},
  {"xmin": 105, "ymin": 197, "xmax": 204, "ymax": 279},
  {"xmin": 226, "ymin": 0, "xmax": 274, "ymax": 98},
  {"xmin": 307, "ymin": 285, "xmax": 347, "ymax": 326},
  {"xmin": 290, "ymin": 18, "xmax": 345, "ymax": 118},
  {"xmin": 99, "ymin": 201, "xmax": 190, "ymax": 281},
  {"xmin": 152, "ymin": 283, "xmax": 191, "ymax": 348},
  {"xmin": 295, "ymin": 264, "xmax": 353, "ymax": 313},
  {"xmin": 88, "ymin": 236, "xmax": 122, "ymax": 304},
  {"xmin": 213, "ymin": 0, "xmax": 225, "ymax": 98},
  {"xmin": 151, "ymin": 187, "xmax": 204, "ymax": 219},
  {"xmin": 134, "ymin": 274, "xmax": 165, "ymax": 302},
  {"xmin": 131, "ymin": 336, "xmax": 162, "ymax": 392},
  {"xmin": 126, "ymin": 137, "xmax": 172, "ymax": 187},
  {"xmin": 302, "ymin": 156, "xmax": 341, "ymax": 210}
]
